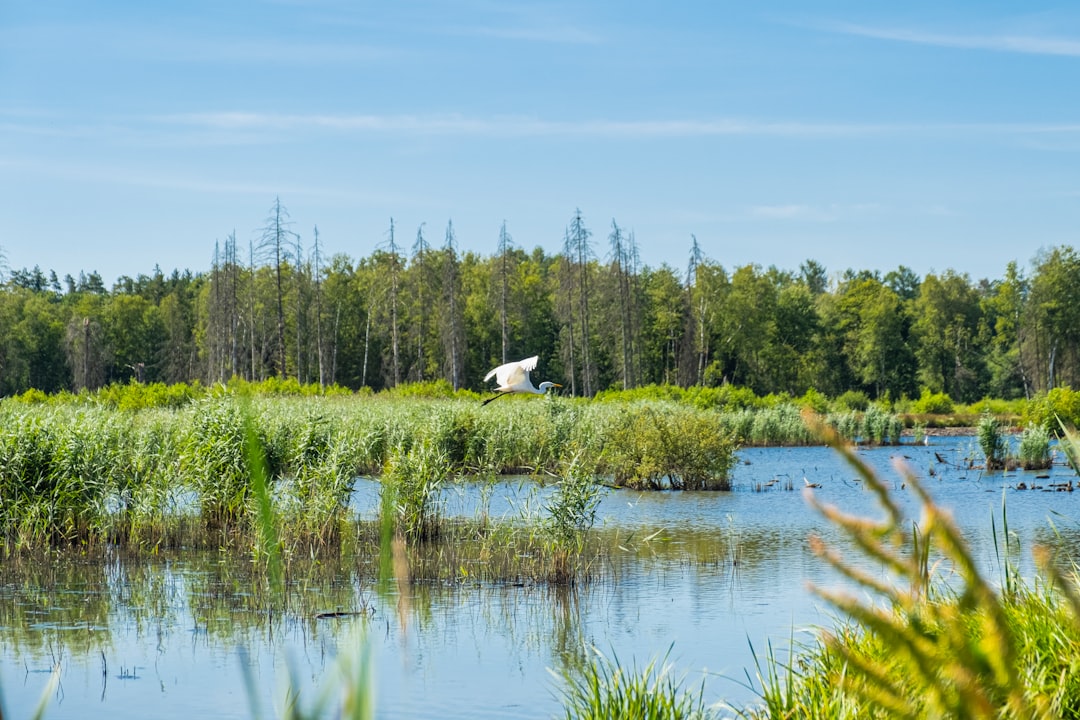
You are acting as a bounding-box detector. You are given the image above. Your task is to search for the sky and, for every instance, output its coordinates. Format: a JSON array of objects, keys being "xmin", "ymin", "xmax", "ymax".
[{"xmin": 2, "ymin": 1, "xmax": 1080, "ymax": 287}]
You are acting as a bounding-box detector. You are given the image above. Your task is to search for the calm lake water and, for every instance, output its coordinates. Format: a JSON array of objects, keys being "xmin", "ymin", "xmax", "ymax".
[{"xmin": 4, "ymin": 435, "xmax": 1080, "ymax": 719}]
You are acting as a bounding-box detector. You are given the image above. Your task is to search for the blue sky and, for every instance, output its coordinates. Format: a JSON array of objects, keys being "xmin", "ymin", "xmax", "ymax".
[{"xmin": 3, "ymin": 1, "xmax": 1079, "ymax": 286}]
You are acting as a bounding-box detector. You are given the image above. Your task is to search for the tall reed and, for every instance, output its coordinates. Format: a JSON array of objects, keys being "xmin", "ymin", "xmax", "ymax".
[
  {"xmin": 739, "ymin": 411, "xmax": 1080, "ymax": 718},
  {"xmin": 978, "ymin": 412, "xmax": 1009, "ymax": 470},
  {"xmin": 1017, "ymin": 423, "xmax": 1052, "ymax": 470},
  {"xmin": 557, "ymin": 645, "xmax": 712, "ymax": 720}
]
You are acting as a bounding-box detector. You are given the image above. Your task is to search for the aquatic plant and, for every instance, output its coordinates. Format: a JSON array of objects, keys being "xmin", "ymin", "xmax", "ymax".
[
  {"xmin": 184, "ymin": 399, "xmax": 251, "ymax": 527},
  {"xmin": 1017, "ymin": 423, "xmax": 1052, "ymax": 471},
  {"xmin": 978, "ymin": 412, "xmax": 1009, "ymax": 470},
  {"xmin": 747, "ymin": 404, "xmax": 815, "ymax": 447},
  {"xmin": 541, "ymin": 456, "xmax": 607, "ymax": 583},
  {"xmin": 380, "ymin": 439, "xmax": 450, "ymax": 541},
  {"xmin": 738, "ymin": 411, "xmax": 1080, "ymax": 719},
  {"xmin": 557, "ymin": 645, "xmax": 712, "ymax": 720},
  {"xmin": 598, "ymin": 403, "xmax": 738, "ymax": 489},
  {"xmin": 545, "ymin": 457, "xmax": 604, "ymax": 549}
]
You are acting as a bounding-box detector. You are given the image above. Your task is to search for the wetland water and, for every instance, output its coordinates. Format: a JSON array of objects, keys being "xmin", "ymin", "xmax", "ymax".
[{"xmin": 4, "ymin": 436, "xmax": 1080, "ymax": 719}]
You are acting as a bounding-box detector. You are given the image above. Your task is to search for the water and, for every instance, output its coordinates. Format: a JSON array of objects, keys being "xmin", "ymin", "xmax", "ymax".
[{"xmin": 4, "ymin": 436, "xmax": 1080, "ymax": 719}]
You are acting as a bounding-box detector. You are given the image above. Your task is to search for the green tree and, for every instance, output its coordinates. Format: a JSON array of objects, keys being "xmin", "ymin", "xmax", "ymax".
[
  {"xmin": 913, "ymin": 271, "xmax": 988, "ymax": 403},
  {"xmin": 825, "ymin": 276, "xmax": 916, "ymax": 400},
  {"xmin": 1022, "ymin": 247, "xmax": 1080, "ymax": 392},
  {"xmin": 981, "ymin": 261, "xmax": 1029, "ymax": 399}
]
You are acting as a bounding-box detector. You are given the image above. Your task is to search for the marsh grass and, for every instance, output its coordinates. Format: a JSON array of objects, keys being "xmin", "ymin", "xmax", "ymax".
[
  {"xmin": 556, "ymin": 645, "xmax": 712, "ymax": 720},
  {"xmin": 0, "ymin": 394, "xmax": 748, "ymax": 555},
  {"xmin": 736, "ymin": 410, "xmax": 1080, "ymax": 719},
  {"xmin": 599, "ymin": 403, "xmax": 738, "ymax": 489},
  {"xmin": 380, "ymin": 440, "xmax": 451, "ymax": 542},
  {"xmin": 1017, "ymin": 423, "xmax": 1052, "ymax": 471},
  {"xmin": 978, "ymin": 412, "xmax": 1010, "ymax": 470}
]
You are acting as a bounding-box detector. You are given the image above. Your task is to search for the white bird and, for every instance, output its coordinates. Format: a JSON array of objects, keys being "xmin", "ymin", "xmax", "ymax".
[{"xmin": 481, "ymin": 355, "xmax": 562, "ymax": 406}]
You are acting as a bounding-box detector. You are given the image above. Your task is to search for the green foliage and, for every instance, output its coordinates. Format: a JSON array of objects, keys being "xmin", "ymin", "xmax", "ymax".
[
  {"xmin": 380, "ymin": 440, "xmax": 450, "ymax": 541},
  {"xmin": 1017, "ymin": 424, "xmax": 1052, "ymax": 470},
  {"xmin": 911, "ymin": 388, "xmax": 956, "ymax": 415},
  {"xmin": 598, "ymin": 403, "xmax": 738, "ymax": 490},
  {"xmin": 594, "ymin": 383, "xmax": 764, "ymax": 411},
  {"xmin": 834, "ymin": 390, "xmax": 869, "ymax": 412},
  {"xmin": 742, "ymin": 416, "xmax": 1080, "ymax": 719},
  {"xmin": 558, "ymin": 646, "xmax": 711, "ymax": 720},
  {"xmin": 384, "ymin": 379, "xmax": 460, "ymax": 399},
  {"xmin": 978, "ymin": 413, "xmax": 1009, "ymax": 470},
  {"xmin": 797, "ymin": 388, "xmax": 830, "ymax": 414},
  {"xmin": 184, "ymin": 399, "xmax": 251, "ymax": 527},
  {"xmin": 545, "ymin": 456, "xmax": 605, "ymax": 551},
  {"xmin": 96, "ymin": 380, "xmax": 203, "ymax": 409},
  {"xmin": 966, "ymin": 397, "xmax": 1025, "ymax": 418},
  {"xmin": 1024, "ymin": 387, "xmax": 1080, "ymax": 433}
]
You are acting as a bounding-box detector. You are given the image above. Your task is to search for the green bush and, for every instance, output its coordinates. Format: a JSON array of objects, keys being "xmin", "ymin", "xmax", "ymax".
[
  {"xmin": 911, "ymin": 388, "xmax": 955, "ymax": 415},
  {"xmin": 598, "ymin": 404, "xmax": 738, "ymax": 490},
  {"xmin": 1023, "ymin": 386, "xmax": 1080, "ymax": 433},
  {"xmin": 834, "ymin": 390, "xmax": 870, "ymax": 412}
]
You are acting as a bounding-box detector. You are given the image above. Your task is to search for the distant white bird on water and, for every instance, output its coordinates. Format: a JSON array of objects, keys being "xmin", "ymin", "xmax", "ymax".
[{"xmin": 481, "ymin": 355, "xmax": 562, "ymax": 406}]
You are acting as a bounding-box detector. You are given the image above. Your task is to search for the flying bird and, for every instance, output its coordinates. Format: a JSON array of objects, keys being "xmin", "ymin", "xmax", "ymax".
[{"xmin": 481, "ymin": 355, "xmax": 562, "ymax": 406}]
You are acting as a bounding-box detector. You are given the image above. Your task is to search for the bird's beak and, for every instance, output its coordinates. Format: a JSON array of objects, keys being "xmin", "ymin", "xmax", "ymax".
[{"xmin": 552, "ymin": 383, "xmax": 563, "ymax": 388}]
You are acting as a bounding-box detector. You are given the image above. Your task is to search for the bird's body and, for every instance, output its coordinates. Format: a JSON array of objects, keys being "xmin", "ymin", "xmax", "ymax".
[{"xmin": 482, "ymin": 355, "xmax": 561, "ymax": 405}]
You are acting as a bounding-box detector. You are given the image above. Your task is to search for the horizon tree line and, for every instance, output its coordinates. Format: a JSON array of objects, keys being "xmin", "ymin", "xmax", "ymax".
[{"xmin": 1, "ymin": 198, "xmax": 1076, "ymax": 404}]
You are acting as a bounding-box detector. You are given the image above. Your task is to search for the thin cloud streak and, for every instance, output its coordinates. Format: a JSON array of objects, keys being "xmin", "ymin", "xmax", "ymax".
[
  {"xmin": 0, "ymin": 156, "xmax": 402, "ymax": 203},
  {"xmin": 749, "ymin": 203, "xmax": 883, "ymax": 222},
  {"xmin": 826, "ymin": 21, "xmax": 1080, "ymax": 57},
  {"xmin": 8, "ymin": 109, "xmax": 1080, "ymax": 144},
  {"xmin": 148, "ymin": 113, "xmax": 929, "ymax": 138},
  {"xmin": 156, "ymin": 112, "xmax": 1080, "ymax": 139}
]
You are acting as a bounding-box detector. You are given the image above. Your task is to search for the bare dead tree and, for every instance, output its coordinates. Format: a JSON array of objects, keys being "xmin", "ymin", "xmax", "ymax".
[
  {"xmin": 412, "ymin": 223, "xmax": 430, "ymax": 382},
  {"xmin": 569, "ymin": 209, "xmax": 595, "ymax": 396},
  {"xmin": 442, "ymin": 220, "xmax": 465, "ymax": 390},
  {"xmin": 258, "ymin": 197, "xmax": 297, "ymax": 378},
  {"xmin": 313, "ymin": 226, "xmax": 326, "ymax": 388},
  {"xmin": 497, "ymin": 221, "xmax": 514, "ymax": 365}
]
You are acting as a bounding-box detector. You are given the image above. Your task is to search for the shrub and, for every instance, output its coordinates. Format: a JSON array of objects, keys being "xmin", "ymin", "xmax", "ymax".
[
  {"xmin": 834, "ymin": 390, "xmax": 869, "ymax": 412},
  {"xmin": 911, "ymin": 388, "xmax": 955, "ymax": 415},
  {"xmin": 1023, "ymin": 387, "xmax": 1080, "ymax": 433},
  {"xmin": 797, "ymin": 388, "xmax": 830, "ymax": 414},
  {"xmin": 598, "ymin": 404, "xmax": 738, "ymax": 490}
]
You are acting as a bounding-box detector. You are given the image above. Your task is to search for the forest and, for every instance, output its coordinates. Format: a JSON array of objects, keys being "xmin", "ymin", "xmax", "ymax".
[{"xmin": 2, "ymin": 199, "xmax": 1078, "ymax": 403}]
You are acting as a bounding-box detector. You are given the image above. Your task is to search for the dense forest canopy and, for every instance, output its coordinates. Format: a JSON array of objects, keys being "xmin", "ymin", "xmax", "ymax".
[{"xmin": 1, "ymin": 200, "xmax": 1076, "ymax": 402}]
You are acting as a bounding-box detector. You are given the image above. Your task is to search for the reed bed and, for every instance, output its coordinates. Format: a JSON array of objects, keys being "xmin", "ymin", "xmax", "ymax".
[
  {"xmin": 0, "ymin": 394, "xmax": 740, "ymax": 554},
  {"xmin": 0, "ymin": 393, "xmax": 908, "ymax": 557}
]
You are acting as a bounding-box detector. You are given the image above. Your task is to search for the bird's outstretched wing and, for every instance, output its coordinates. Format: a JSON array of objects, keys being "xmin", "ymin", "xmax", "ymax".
[{"xmin": 485, "ymin": 356, "xmax": 538, "ymax": 389}]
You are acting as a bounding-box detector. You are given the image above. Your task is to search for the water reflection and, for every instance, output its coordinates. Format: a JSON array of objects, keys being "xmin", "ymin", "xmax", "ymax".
[{"xmin": 4, "ymin": 437, "xmax": 1080, "ymax": 718}]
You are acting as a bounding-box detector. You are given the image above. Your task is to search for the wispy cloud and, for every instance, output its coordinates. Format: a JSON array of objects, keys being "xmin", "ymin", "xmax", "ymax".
[
  {"xmin": 7, "ymin": 109, "xmax": 1080, "ymax": 144},
  {"xmin": 156, "ymin": 112, "xmax": 901, "ymax": 138},
  {"xmin": 749, "ymin": 203, "xmax": 882, "ymax": 222},
  {"xmin": 0, "ymin": 154, "xmax": 406, "ymax": 203},
  {"xmin": 0, "ymin": 20, "xmax": 395, "ymax": 66},
  {"xmin": 823, "ymin": 21, "xmax": 1080, "ymax": 57},
  {"xmin": 153, "ymin": 112, "xmax": 1080, "ymax": 140},
  {"xmin": 434, "ymin": 0, "xmax": 604, "ymax": 44}
]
